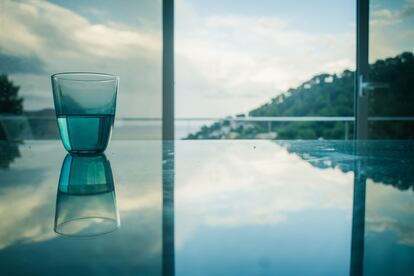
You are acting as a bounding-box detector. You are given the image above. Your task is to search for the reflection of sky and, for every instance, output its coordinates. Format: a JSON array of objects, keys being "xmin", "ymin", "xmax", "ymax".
[
  {"xmin": 370, "ymin": 0, "xmax": 414, "ymax": 62},
  {"xmin": 364, "ymin": 180, "xmax": 414, "ymax": 275},
  {"xmin": 366, "ymin": 181, "xmax": 414, "ymax": 247},
  {"xmin": 0, "ymin": 141, "xmax": 163, "ymax": 275},
  {"xmin": 1, "ymin": 140, "xmax": 413, "ymax": 274},
  {"xmin": 175, "ymin": 141, "xmax": 354, "ymax": 275}
]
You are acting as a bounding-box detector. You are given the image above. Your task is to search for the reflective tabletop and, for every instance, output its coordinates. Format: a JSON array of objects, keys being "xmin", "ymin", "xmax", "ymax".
[{"xmin": 0, "ymin": 140, "xmax": 413, "ymax": 276}]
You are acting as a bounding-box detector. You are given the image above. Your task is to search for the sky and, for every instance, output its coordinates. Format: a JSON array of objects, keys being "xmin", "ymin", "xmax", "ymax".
[
  {"xmin": 0, "ymin": 0, "xmax": 413, "ymax": 118},
  {"xmin": 176, "ymin": 0, "xmax": 355, "ymax": 117}
]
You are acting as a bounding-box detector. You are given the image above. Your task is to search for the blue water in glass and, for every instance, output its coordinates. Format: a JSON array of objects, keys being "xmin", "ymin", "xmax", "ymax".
[
  {"xmin": 57, "ymin": 114, "xmax": 114, "ymax": 153},
  {"xmin": 52, "ymin": 73, "xmax": 118, "ymax": 153}
]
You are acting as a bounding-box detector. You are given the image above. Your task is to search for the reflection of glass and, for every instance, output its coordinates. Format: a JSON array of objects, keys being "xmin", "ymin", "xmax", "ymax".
[
  {"xmin": 54, "ymin": 154, "xmax": 120, "ymax": 237},
  {"xmin": 51, "ymin": 73, "xmax": 119, "ymax": 153}
]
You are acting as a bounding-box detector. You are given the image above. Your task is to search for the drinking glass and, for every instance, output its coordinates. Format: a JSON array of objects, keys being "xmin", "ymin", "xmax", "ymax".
[
  {"xmin": 51, "ymin": 72, "xmax": 119, "ymax": 154},
  {"xmin": 54, "ymin": 154, "xmax": 120, "ymax": 237}
]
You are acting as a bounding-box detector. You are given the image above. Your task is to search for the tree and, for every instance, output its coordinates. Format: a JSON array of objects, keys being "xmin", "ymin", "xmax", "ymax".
[
  {"xmin": 0, "ymin": 74, "xmax": 23, "ymax": 167},
  {"xmin": 0, "ymin": 74, "xmax": 23, "ymax": 114},
  {"xmin": 187, "ymin": 52, "xmax": 414, "ymax": 140}
]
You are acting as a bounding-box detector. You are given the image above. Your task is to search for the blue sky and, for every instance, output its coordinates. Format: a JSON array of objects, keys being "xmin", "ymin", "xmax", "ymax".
[
  {"xmin": 189, "ymin": 0, "xmax": 355, "ymax": 33},
  {"xmin": 0, "ymin": 0, "xmax": 412, "ymax": 117},
  {"xmin": 175, "ymin": 0, "xmax": 356, "ymax": 117},
  {"xmin": 49, "ymin": 0, "xmax": 161, "ymax": 29}
]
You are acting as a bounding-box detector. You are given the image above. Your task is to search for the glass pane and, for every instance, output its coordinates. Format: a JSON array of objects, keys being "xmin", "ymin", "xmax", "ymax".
[
  {"xmin": 0, "ymin": 0, "xmax": 162, "ymax": 140},
  {"xmin": 368, "ymin": 0, "xmax": 414, "ymax": 139},
  {"xmin": 175, "ymin": 140, "xmax": 354, "ymax": 275},
  {"xmin": 176, "ymin": 0, "xmax": 356, "ymax": 140},
  {"xmin": 0, "ymin": 140, "xmax": 163, "ymax": 274},
  {"xmin": 364, "ymin": 178, "xmax": 414, "ymax": 275}
]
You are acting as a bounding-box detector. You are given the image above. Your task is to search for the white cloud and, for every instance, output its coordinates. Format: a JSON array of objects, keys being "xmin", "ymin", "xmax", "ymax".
[
  {"xmin": 370, "ymin": 0, "xmax": 414, "ymax": 61},
  {"xmin": 365, "ymin": 179, "xmax": 414, "ymax": 247},
  {"xmin": 175, "ymin": 0, "xmax": 355, "ymax": 117},
  {"xmin": 0, "ymin": 0, "xmax": 162, "ymax": 117},
  {"xmin": 372, "ymin": 0, "xmax": 414, "ymax": 23},
  {"xmin": 0, "ymin": 178, "xmax": 56, "ymax": 249},
  {"xmin": 373, "ymin": 9, "xmax": 393, "ymax": 18},
  {"xmin": 0, "ymin": 142, "xmax": 163, "ymax": 249},
  {"xmin": 2, "ymin": 0, "xmax": 411, "ymax": 120},
  {"xmin": 0, "ymin": 0, "xmax": 160, "ymax": 60},
  {"xmin": 175, "ymin": 141, "xmax": 354, "ymax": 248},
  {"xmin": 0, "ymin": 0, "xmax": 349, "ymax": 118}
]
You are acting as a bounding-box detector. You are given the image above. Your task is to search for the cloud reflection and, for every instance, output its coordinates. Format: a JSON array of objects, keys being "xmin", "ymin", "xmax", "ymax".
[
  {"xmin": 175, "ymin": 141, "xmax": 354, "ymax": 247},
  {"xmin": 365, "ymin": 179, "xmax": 414, "ymax": 247},
  {"xmin": 0, "ymin": 141, "xmax": 161, "ymax": 250},
  {"xmin": 370, "ymin": 0, "xmax": 414, "ymax": 61}
]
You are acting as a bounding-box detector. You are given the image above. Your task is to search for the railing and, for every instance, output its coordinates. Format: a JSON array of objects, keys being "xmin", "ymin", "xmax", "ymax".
[
  {"xmin": 1, "ymin": 115, "xmax": 414, "ymax": 140},
  {"xmin": 175, "ymin": 116, "xmax": 414, "ymax": 140},
  {"xmin": 118, "ymin": 116, "xmax": 414, "ymax": 139},
  {"xmin": 174, "ymin": 116, "xmax": 355, "ymax": 140}
]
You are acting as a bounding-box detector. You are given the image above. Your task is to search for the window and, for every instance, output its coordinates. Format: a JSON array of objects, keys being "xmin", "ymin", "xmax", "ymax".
[
  {"xmin": 0, "ymin": 0, "xmax": 162, "ymax": 140},
  {"xmin": 176, "ymin": 0, "xmax": 356, "ymax": 139}
]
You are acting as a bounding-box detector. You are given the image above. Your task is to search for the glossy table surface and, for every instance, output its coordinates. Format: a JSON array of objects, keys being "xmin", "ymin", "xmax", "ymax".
[{"xmin": 0, "ymin": 140, "xmax": 413, "ymax": 276}]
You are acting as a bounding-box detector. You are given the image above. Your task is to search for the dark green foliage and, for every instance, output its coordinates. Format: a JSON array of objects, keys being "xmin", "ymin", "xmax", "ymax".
[
  {"xmin": 187, "ymin": 52, "xmax": 414, "ymax": 140},
  {"xmin": 0, "ymin": 74, "xmax": 23, "ymax": 114},
  {"xmin": 367, "ymin": 52, "xmax": 414, "ymax": 139},
  {"xmin": 282, "ymin": 140, "xmax": 414, "ymax": 191},
  {"xmin": 249, "ymin": 72, "xmax": 354, "ymax": 118},
  {"xmin": 0, "ymin": 74, "xmax": 23, "ymax": 168}
]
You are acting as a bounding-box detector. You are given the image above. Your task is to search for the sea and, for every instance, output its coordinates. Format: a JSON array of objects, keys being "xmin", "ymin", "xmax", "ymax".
[{"xmin": 112, "ymin": 120, "xmax": 211, "ymax": 140}]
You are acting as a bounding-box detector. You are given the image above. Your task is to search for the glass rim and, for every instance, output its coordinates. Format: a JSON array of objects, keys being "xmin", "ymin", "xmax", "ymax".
[
  {"xmin": 51, "ymin": 72, "xmax": 119, "ymax": 82},
  {"xmin": 54, "ymin": 216, "xmax": 120, "ymax": 237}
]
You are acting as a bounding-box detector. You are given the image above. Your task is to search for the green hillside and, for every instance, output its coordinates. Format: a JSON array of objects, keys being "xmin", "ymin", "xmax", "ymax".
[{"xmin": 187, "ymin": 52, "xmax": 414, "ymax": 139}]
